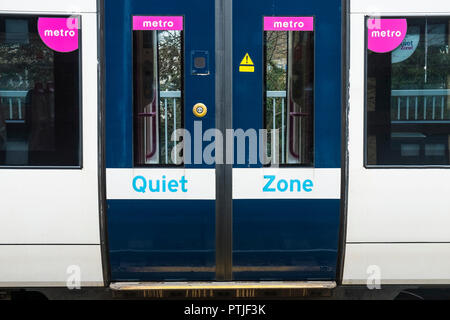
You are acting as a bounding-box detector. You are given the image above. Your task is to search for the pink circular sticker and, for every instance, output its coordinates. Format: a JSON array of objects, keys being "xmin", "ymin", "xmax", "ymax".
[
  {"xmin": 368, "ymin": 19, "xmax": 407, "ymax": 53},
  {"xmin": 38, "ymin": 18, "xmax": 79, "ymax": 53}
]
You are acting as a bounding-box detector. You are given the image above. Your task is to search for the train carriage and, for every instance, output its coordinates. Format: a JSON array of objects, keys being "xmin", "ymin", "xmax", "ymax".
[{"xmin": 0, "ymin": 0, "xmax": 449, "ymax": 298}]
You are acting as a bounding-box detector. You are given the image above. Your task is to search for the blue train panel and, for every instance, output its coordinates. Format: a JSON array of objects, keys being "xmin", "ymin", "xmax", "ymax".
[
  {"xmin": 105, "ymin": 0, "xmax": 342, "ymax": 282},
  {"xmin": 108, "ymin": 200, "xmax": 215, "ymax": 281},
  {"xmin": 232, "ymin": 0, "xmax": 342, "ymax": 280},
  {"xmin": 105, "ymin": 0, "xmax": 217, "ymax": 281},
  {"xmin": 233, "ymin": 200, "xmax": 340, "ymax": 280}
]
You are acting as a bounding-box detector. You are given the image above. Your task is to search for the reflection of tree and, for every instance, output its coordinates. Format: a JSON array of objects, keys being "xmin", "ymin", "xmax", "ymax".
[
  {"xmin": 157, "ymin": 30, "xmax": 182, "ymax": 164},
  {"xmin": 265, "ymin": 31, "xmax": 288, "ymax": 161},
  {"xmin": 266, "ymin": 31, "xmax": 287, "ymax": 91},
  {"xmin": 391, "ymin": 22, "xmax": 450, "ymax": 90},
  {"xmin": 158, "ymin": 31, "xmax": 181, "ymax": 91},
  {"xmin": 0, "ymin": 34, "xmax": 53, "ymax": 90}
]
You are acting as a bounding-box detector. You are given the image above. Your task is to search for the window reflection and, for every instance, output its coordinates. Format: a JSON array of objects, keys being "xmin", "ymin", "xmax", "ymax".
[
  {"xmin": 0, "ymin": 15, "xmax": 81, "ymax": 167},
  {"xmin": 133, "ymin": 29, "xmax": 183, "ymax": 166},
  {"xmin": 367, "ymin": 17, "xmax": 450, "ymax": 166},
  {"xmin": 264, "ymin": 30, "xmax": 314, "ymax": 166}
]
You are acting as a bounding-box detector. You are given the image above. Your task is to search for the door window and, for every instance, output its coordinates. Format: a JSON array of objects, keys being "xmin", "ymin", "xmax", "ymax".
[
  {"xmin": 263, "ymin": 17, "xmax": 315, "ymax": 166},
  {"xmin": 132, "ymin": 16, "xmax": 184, "ymax": 166}
]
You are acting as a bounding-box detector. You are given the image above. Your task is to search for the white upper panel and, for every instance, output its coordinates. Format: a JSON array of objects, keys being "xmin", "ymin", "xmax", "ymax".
[
  {"xmin": 351, "ymin": 0, "xmax": 450, "ymax": 14},
  {"xmin": 0, "ymin": 13, "xmax": 100, "ymax": 244},
  {"xmin": 346, "ymin": 13, "xmax": 450, "ymax": 243},
  {"xmin": 0, "ymin": 0, "xmax": 96, "ymax": 13}
]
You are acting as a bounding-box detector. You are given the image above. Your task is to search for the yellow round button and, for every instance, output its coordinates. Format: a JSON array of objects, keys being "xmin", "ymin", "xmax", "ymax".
[{"xmin": 193, "ymin": 103, "xmax": 208, "ymax": 118}]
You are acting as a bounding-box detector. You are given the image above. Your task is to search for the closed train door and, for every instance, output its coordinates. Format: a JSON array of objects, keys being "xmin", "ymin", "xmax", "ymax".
[
  {"xmin": 105, "ymin": 0, "xmax": 343, "ymax": 283},
  {"xmin": 232, "ymin": 0, "xmax": 342, "ymax": 281},
  {"xmin": 105, "ymin": 0, "xmax": 216, "ymax": 281}
]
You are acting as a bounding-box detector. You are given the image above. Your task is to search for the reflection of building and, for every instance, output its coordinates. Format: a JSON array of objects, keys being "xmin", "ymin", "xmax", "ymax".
[{"xmin": 28, "ymin": 82, "xmax": 55, "ymax": 152}]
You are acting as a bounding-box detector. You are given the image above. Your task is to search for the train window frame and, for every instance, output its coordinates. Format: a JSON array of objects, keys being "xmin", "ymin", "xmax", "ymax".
[
  {"xmin": 262, "ymin": 15, "xmax": 316, "ymax": 168},
  {"xmin": 363, "ymin": 15, "xmax": 450, "ymax": 169},
  {"xmin": 0, "ymin": 13, "xmax": 83, "ymax": 170},
  {"xmin": 131, "ymin": 15, "xmax": 185, "ymax": 168}
]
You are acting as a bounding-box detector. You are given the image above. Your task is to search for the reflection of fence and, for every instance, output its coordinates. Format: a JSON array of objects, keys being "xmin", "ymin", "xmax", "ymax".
[
  {"xmin": 160, "ymin": 91, "xmax": 181, "ymax": 164},
  {"xmin": 159, "ymin": 90, "xmax": 287, "ymax": 162},
  {"xmin": 267, "ymin": 91, "xmax": 287, "ymax": 163},
  {"xmin": 392, "ymin": 89, "xmax": 450, "ymax": 123},
  {"xmin": 0, "ymin": 91, "xmax": 27, "ymax": 123}
]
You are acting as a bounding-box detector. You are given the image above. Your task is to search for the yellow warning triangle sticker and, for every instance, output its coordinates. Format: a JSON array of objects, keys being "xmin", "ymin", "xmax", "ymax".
[
  {"xmin": 239, "ymin": 53, "xmax": 254, "ymax": 72},
  {"xmin": 240, "ymin": 53, "xmax": 254, "ymax": 66}
]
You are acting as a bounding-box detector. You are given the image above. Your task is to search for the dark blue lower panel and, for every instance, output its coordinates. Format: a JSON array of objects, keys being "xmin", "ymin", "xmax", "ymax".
[
  {"xmin": 108, "ymin": 199, "xmax": 340, "ymax": 281},
  {"xmin": 107, "ymin": 200, "xmax": 215, "ymax": 281},
  {"xmin": 233, "ymin": 199, "xmax": 340, "ymax": 281}
]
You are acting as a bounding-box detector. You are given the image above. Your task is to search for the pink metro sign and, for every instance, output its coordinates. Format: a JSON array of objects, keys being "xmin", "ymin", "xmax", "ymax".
[
  {"xmin": 133, "ymin": 16, "xmax": 183, "ymax": 31},
  {"xmin": 38, "ymin": 17, "xmax": 79, "ymax": 53},
  {"xmin": 367, "ymin": 18, "xmax": 407, "ymax": 53},
  {"xmin": 264, "ymin": 17, "xmax": 314, "ymax": 31}
]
